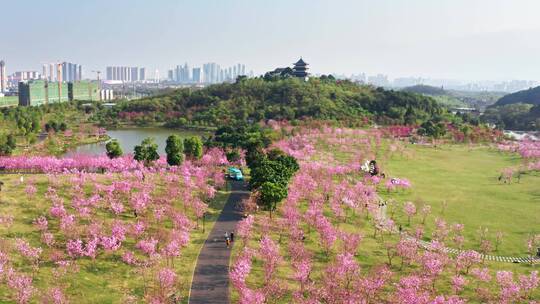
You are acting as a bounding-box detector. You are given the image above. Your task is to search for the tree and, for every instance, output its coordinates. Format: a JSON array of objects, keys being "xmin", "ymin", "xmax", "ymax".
[
  {"xmin": 258, "ymin": 181, "xmax": 287, "ymax": 218},
  {"xmin": 165, "ymin": 135, "xmax": 184, "ymax": 166},
  {"xmin": 105, "ymin": 139, "xmax": 123, "ymax": 159},
  {"xmin": 6, "ymin": 134, "xmax": 16, "ymax": 151},
  {"xmin": 183, "ymin": 136, "xmax": 203, "ymax": 160},
  {"xmin": 418, "ymin": 120, "xmax": 446, "ymax": 139},
  {"xmin": 0, "ymin": 134, "xmax": 15, "ymax": 156},
  {"xmin": 134, "ymin": 137, "xmax": 159, "ymax": 165}
]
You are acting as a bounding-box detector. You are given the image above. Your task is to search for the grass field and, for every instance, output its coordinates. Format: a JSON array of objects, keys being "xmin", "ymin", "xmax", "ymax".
[
  {"xmin": 231, "ymin": 130, "xmax": 539, "ymax": 303},
  {"xmin": 382, "ymin": 144, "xmax": 540, "ymax": 256},
  {"xmin": 0, "ymin": 174, "xmax": 231, "ymax": 303}
]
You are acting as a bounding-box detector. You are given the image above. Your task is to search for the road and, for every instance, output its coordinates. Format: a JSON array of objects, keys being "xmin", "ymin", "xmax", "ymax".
[{"xmin": 189, "ymin": 180, "xmax": 248, "ymax": 304}]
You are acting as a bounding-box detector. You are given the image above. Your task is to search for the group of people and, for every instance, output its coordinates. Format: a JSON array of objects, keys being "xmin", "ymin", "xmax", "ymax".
[{"xmin": 224, "ymin": 231, "xmax": 234, "ymax": 248}]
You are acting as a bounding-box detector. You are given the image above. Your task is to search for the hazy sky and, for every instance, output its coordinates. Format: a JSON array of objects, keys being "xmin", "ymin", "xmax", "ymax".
[{"xmin": 2, "ymin": 0, "xmax": 540, "ymax": 81}]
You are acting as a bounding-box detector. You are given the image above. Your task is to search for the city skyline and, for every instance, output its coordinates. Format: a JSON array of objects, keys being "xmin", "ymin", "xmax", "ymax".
[{"xmin": 2, "ymin": 0, "xmax": 540, "ymax": 82}]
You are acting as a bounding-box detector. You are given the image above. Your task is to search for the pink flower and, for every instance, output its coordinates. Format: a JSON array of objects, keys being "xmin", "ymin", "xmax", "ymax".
[
  {"xmin": 25, "ymin": 185, "xmax": 37, "ymax": 198},
  {"xmin": 451, "ymin": 275, "xmax": 467, "ymax": 293},
  {"xmin": 136, "ymin": 238, "xmax": 158, "ymax": 256},
  {"xmin": 131, "ymin": 220, "xmax": 146, "ymax": 236},
  {"xmin": 157, "ymin": 268, "xmax": 177, "ymax": 289},
  {"xmin": 122, "ymin": 251, "xmax": 137, "ymax": 265},
  {"xmin": 33, "ymin": 216, "xmax": 48, "ymax": 231},
  {"xmin": 15, "ymin": 239, "xmax": 42, "ymax": 261},
  {"xmin": 7, "ymin": 271, "xmax": 35, "ymax": 304},
  {"xmin": 41, "ymin": 232, "xmax": 55, "ymax": 247},
  {"xmin": 66, "ymin": 239, "xmax": 84, "ymax": 258}
]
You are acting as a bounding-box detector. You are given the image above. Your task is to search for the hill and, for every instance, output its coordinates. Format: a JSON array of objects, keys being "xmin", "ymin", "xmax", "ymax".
[
  {"xmin": 401, "ymin": 85, "xmax": 468, "ymax": 108},
  {"xmin": 401, "ymin": 84, "xmax": 446, "ymax": 95},
  {"xmin": 401, "ymin": 85, "xmax": 505, "ymax": 110},
  {"xmin": 494, "ymin": 85, "xmax": 540, "ymax": 106},
  {"xmin": 93, "ymin": 78, "xmax": 445, "ymax": 127},
  {"xmin": 481, "ymin": 86, "xmax": 540, "ymax": 130}
]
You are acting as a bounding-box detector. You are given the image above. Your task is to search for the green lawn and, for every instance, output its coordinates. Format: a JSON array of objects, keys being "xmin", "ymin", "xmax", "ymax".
[
  {"xmin": 0, "ymin": 174, "xmax": 231, "ymax": 303},
  {"xmin": 381, "ymin": 144, "xmax": 540, "ymax": 256}
]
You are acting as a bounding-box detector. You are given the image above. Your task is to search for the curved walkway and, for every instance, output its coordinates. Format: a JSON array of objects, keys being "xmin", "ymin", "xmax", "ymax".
[
  {"xmin": 377, "ymin": 203, "xmax": 539, "ymax": 264},
  {"xmin": 189, "ymin": 180, "xmax": 249, "ymax": 304}
]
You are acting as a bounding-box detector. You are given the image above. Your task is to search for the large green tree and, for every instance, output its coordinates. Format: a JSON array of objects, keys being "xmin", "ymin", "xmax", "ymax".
[
  {"xmin": 134, "ymin": 137, "xmax": 159, "ymax": 165},
  {"xmin": 183, "ymin": 136, "xmax": 203, "ymax": 160},
  {"xmin": 105, "ymin": 139, "xmax": 123, "ymax": 159},
  {"xmin": 165, "ymin": 134, "xmax": 184, "ymax": 166},
  {"xmin": 258, "ymin": 181, "xmax": 288, "ymax": 218}
]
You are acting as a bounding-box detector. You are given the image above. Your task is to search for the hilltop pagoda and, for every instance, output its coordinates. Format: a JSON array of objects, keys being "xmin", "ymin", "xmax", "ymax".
[{"xmin": 292, "ymin": 58, "xmax": 309, "ymax": 78}]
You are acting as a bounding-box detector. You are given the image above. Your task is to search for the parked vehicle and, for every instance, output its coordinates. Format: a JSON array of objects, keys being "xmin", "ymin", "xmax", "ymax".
[{"xmin": 227, "ymin": 167, "xmax": 244, "ymax": 181}]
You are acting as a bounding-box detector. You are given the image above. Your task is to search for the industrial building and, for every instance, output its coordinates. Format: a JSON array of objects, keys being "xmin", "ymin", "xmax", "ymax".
[{"xmin": 18, "ymin": 80, "xmax": 100, "ymax": 106}]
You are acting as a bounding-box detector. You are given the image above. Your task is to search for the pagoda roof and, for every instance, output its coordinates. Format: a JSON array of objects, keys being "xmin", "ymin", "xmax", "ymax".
[{"xmin": 294, "ymin": 58, "xmax": 308, "ymax": 66}]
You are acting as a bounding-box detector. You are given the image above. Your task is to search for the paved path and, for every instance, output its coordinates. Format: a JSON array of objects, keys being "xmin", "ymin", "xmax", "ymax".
[{"xmin": 189, "ymin": 180, "xmax": 249, "ymax": 304}]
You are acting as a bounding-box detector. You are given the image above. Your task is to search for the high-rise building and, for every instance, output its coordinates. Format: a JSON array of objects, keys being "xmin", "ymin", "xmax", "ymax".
[
  {"xmin": 106, "ymin": 66, "xmax": 145, "ymax": 82},
  {"xmin": 0, "ymin": 60, "xmax": 7, "ymax": 92},
  {"xmin": 130, "ymin": 67, "xmax": 139, "ymax": 82},
  {"xmin": 106, "ymin": 67, "xmax": 113, "ymax": 81},
  {"xmin": 168, "ymin": 70, "xmax": 174, "ymax": 81},
  {"xmin": 49, "ymin": 64, "xmax": 54, "ymax": 81},
  {"xmin": 192, "ymin": 67, "xmax": 201, "ymax": 83},
  {"xmin": 60, "ymin": 62, "xmax": 81, "ymax": 82},
  {"xmin": 42, "ymin": 65, "xmax": 47, "ymax": 80},
  {"xmin": 139, "ymin": 68, "xmax": 146, "ymax": 81},
  {"xmin": 62, "ymin": 63, "xmax": 68, "ymax": 82}
]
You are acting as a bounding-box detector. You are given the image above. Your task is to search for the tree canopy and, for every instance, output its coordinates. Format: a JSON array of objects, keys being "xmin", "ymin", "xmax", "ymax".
[
  {"xmin": 165, "ymin": 135, "xmax": 184, "ymax": 166},
  {"xmin": 93, "ymin": 77, "xmax": 445, "ymax": 127},
  {"xmin": 105, "ymin": 139, "xmax": 123, "ymax": 159},
  {"xmin": 134, "ymin": 137, "xmax": 159, "ymax": 165}
]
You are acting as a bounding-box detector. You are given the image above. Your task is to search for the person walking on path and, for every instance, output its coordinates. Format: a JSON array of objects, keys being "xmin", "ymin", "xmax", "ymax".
[
  {"xmin": 224, "ymin": 231, "xmax": 230, "ymax": 248},
  {"xmin": 230, "ymin": 232, "xmax": 234, "ymax": 243}
]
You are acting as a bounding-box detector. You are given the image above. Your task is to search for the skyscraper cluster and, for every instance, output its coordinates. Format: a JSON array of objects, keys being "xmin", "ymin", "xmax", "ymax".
[
  {"xmin": 38, "ymin": 62, "xmax": 83, "ymax": 82},
  {"xmin": 61, "ymin": 62, "xmax": 82, "ymax": 82},
  {"xmin": 167, "ymin": 62, "xmax": 247, "ymax": 84},
  {"xmin": 203, "ymin": 63, "xmax": 246, "ymax": 84},
  {"xmin": 106, "ymin": 66, "xmax": 146, "ymax": 82}
]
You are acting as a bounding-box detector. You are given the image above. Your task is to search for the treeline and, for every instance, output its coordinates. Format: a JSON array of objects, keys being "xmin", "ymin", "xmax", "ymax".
[
  {"xmin": 482, "ymin": 103, "xmax": 540, "ymax": 130},
  {"xmin": 92, "ymin": 77, "xmax": 445, "ymax": 128},
  {"xmin": 105, "ymin": 135, "xmax": 204, "ymax": 167},
  {"xmin": 481, "ymin": 86, "xmax": 540, "ymax": 130}
]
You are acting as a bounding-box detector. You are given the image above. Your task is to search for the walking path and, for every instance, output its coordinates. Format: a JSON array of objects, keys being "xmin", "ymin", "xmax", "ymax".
[
  {"xmin": 189, "ymin": 180, "xmax": 249, "ymax": 304},
  {"xmin": 377, "ymin": 202, "xmax": 539, "ymax": 264}
]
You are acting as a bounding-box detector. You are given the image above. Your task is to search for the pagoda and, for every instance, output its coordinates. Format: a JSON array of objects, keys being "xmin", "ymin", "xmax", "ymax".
[{"xmin": 292, "ymin": 58, "xmax": 309, "ymax": 78}]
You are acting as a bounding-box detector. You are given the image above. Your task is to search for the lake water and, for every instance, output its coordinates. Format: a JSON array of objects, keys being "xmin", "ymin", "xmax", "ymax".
[{"xmin": 65, "ymin": 128, "xmax": 208, "ymax": 157}]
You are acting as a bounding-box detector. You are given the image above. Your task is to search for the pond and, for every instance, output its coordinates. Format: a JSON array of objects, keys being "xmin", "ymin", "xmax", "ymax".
[{"xmin": 64, "ymin": 128, "xmax": 209, "ymax": 157}]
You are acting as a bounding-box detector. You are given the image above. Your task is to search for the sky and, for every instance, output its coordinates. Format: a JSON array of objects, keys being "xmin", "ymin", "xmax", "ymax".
[{"xmin": 2, "ymin": 0, "xmax": 540, "ymax": 81}]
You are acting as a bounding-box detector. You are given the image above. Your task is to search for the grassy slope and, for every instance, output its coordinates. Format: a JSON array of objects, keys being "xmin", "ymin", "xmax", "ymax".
[
  {"xmin": 0, "ymin": 174, "xmax": 231, "ymax": 303},
  {"xmin": 382, "ymin": 144, "xmax": 540, "ymax": 256}
]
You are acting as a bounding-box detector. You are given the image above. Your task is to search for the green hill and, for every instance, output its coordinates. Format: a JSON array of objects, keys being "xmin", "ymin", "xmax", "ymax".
[
  {"xmin": 401, "ymin": 85, "xmax": 467, "ymax": 108},
  {"xmin": 402, "ymin": 84, "xmax": 446, "ymax": 96},
  {"xmin": 481, "ymin": 86, "xmax": 540, "ymax": 130},
  {"xmin": 494, "ymin": 86, "xmax": 540, "ymax": 106},
  {"xmin": 94, "ymin": 77, "xmax": 445, "ymax": 127}
]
